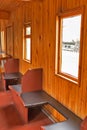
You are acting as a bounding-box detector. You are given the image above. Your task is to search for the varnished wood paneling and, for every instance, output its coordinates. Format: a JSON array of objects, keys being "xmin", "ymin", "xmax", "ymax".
[
  {"xmin": 41, "ymin": 0, "xmax": 87, "ymax": 119},
  {"xmin": 6, "ymin": 25, "xmax": 14, "ymax": 56},
  {"xmin": 0, "ymin": 11, "xmax": 10, "ymax": 19},
  {"xmin": 1, "ymin": 0, "xmax": 87, "ymax": 120},
  {"xmin": 0, "ymin": 20, "xmax": 8, "ymax": 51},
  {"xmin": 0, "ymin": 0, "xmax": 25, "ymax": 12}
]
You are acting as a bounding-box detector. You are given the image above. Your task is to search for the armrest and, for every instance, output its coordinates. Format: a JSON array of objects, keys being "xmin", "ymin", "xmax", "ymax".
[{"xmin": 9, "ymin": 84, "xmax": 22, "ymax": 95}]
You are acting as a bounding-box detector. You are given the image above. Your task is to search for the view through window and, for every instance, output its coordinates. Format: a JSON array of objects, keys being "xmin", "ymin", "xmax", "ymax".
[
  {"xmin": 55, "ymin": 9, "xmax": 83, "ymax": 82},
  {"xmin": 61, "ymin": 15, "xmax": 81, "ymax": 78},
  {"xmin": 23, "ymin": 23, "xmax": 31, "ymax": 62}
]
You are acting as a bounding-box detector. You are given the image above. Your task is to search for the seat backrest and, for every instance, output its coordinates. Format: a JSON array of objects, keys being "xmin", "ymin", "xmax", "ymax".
[
  {"xmin": 81, "ymin": 116, "xmax": 87, "ymax": 130},
  {"xmin": 22, "ymin": 68, "xmax": 43, "ymax": 92},
  {"xmin": 4, "ymin": 58, "xmax": 19, "ymax": 73}
]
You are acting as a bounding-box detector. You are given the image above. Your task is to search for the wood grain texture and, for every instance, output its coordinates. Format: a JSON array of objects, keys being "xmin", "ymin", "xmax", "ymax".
[
  {"xmin": 0, "ymin": 11, "xmax": 10, "ymax": 19},
  {"xmin": 1, "ymin": 0, "xmax": 87, "ymax": 120},
  {"xmin": 0, "ymin": 0, "xmax": 26, "ymax": 12}
]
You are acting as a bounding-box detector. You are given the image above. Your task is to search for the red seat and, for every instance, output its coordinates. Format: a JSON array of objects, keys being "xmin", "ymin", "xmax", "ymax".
[
  {"xmin": 22, "ymin": 68, "xmax": 42, "ymax": 92},
  {"xmin": 4, "ymin": 58, "xmax": 19, "ymax": 73},
  {"xmin": 10, "ymin": 125, "xmax": 41, "ymax": 130},
  {"xmin": 81, "ymin": 116, "xmax": 87, "ymax": 130},
  {"xmin": 2, "ymin": 58, "xmax": 20, "ymax": 90},
  {"xmin": 9, "ymin": 68, "xmax": 43, "ymax": 123}
]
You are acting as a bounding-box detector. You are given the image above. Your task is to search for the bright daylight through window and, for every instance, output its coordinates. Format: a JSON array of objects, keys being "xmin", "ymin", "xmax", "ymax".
[
  {"xmin": 23, "ymin": 23, "xmax": 31, "ymax": 62},
  {"xmin": 61, "ymin": 15, "xmax": 81, "ymax": 77},
  {"xmin": 55, "ymin": 9, "xmax": 83, "ymax": 83}
]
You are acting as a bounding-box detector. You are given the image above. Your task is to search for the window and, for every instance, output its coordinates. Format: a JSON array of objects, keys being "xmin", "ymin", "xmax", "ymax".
[
  {"xmin": 55, "ymin": 8, "xmax": 84, "ymax": 83},
  {"xmin": 23, "ymin": 23, "xmax": 31, "ymax": 62}
]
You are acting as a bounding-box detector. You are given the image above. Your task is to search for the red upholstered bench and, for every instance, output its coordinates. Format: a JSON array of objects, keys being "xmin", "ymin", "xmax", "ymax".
[
  {"xmin": 9, "ymin": 68, "xmax": 43, "ymax": 123},
  {"xmin": 4, "ymin": 58, "xmax": 19, "ymax": 73},
  {"xmin": 81, "ymin": 116, "xmax": 87, "ymax": 130},
  {"xmin": 22, "ymin": 68, "xmax": 42, "ymax": 92},
  {"xmin": 9, "ymin": 68, "xmax": 43, "ymax": 94},
  {"xmin": 2, "ymin": 58, "xmax": 21, "ymax": 90},
  {"xmin": 10, "ymin": 125, "xmax": 40, "ymax": 130}
]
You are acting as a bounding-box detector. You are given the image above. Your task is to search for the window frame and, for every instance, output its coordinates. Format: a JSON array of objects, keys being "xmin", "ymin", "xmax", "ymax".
[
  {"xmin": 55, "ymin": 7, "xmax": 84, "ymax": 84},
  {"xmin": 23, "ymin": 22, "xmax": 32, "ymax": 63}
]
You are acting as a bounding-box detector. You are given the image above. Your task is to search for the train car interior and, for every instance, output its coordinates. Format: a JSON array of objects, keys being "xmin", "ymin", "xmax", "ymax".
[{"xmin": 0, "ymin": 0, "xmax": 87, "ymax": 130}]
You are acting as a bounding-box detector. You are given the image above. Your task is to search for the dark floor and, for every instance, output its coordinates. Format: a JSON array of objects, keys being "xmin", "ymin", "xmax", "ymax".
[{"xmin": 28, "ymin": 107, "xmax": 53, "ymax": 125}]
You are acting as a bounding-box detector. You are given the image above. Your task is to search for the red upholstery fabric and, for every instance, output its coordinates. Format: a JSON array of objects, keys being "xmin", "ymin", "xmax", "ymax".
[
  {"xmin": 4, "ymin": 58, "xmax": 19, "ymax": 73},
  {"xmin": 22, "ymin": 68, "xmax": 42, "ymax": 92},
  {"xmin": 0, "ymin": 91, "xmax": 13, "ymax": 107},
  {"xmin": 81, "ymin": 116, "xmax": 87, "ymax": 130},
  {"xmin": 11, "ymin": 124, "xmax": 43, "ymax": 130},
  {"xmin": 8, "ymin": 68, "xmax": 43, "ymax": 123},
  {"xmin": 9, "ymin": 86, "xmax": 28, "ymax": 123},
  {"xmin": 41, "ymin": 127, "xmax": 45, "ymax": 130}
]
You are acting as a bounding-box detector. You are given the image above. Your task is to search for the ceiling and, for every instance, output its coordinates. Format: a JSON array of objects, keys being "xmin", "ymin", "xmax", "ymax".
[{"xmin": 0, "ymin": 0, "xmax": 30, "ymax": 12}]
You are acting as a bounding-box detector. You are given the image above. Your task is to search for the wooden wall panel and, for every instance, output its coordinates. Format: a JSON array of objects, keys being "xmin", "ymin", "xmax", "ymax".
[
  {"xmin": 6, "ymin": 25, "xmax": 14, "ymax": 56},
  {"xmin": 31, "ymin": 0, "xmax": 43, "ymax": 68},
  {"xmin": 7, "ymin": 1, "xmax": 43, "ymax": 73},
  {"xmin": 0, "ymin": 20, "xmax": 8, "ymax": 51},
  {"xmin": 41, "ymin": 0, "xmax": 87, "ymax": 119},
  {"xmin": 0, "ymin": 11, "xmax": 10, "ymax": 19},
  {"xmin": 1, "ymin": 0, "xmax": 87, "ymax": 120}
]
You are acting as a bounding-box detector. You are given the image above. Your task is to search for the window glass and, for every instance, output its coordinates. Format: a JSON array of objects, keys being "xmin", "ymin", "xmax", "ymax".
[
  {"xmin": 23, "ymin": 23, "xmax": 31, "ymax": 62},
  {"xmin": 26, "ymin": 26, "xmax": 31, "ymax": 35},
  {"xmin": 61, "ymin": 15, "xmax": 81, "ymax": 78},
  {"xmin": 55, "ymin": 9, "xmax": 83, "ymax": 83},
  {"xmin": 26, "ymin": 38, "xmax": 31, "ymax": 60}
]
